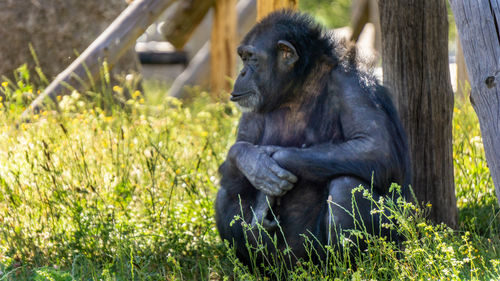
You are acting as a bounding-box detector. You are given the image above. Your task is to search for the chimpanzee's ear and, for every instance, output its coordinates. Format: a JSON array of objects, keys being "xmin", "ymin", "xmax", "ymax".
[{"xmin": 277, "ymin": 40, "xmax": 299, "ymax": 70}]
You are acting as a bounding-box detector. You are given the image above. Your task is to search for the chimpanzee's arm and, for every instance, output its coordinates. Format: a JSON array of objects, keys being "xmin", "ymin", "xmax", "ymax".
[
  {"xmin": 270, "ymin": 84, "xmax": 404, "ymax": 194},
  {"xmin": 221, "ymin": 113, "xmax": 297, "ymax": 196}
]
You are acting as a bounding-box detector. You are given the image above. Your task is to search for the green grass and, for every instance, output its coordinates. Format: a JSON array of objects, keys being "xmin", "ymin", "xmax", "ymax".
[{"xmin": 0, "ymin": 65, "xmax": 499, "ymax": 280}]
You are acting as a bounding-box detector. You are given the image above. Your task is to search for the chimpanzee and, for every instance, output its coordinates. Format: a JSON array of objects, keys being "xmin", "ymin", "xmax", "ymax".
[{"xmin": 215, "ymin": 10, "xmax": 410, "ymax": 267}]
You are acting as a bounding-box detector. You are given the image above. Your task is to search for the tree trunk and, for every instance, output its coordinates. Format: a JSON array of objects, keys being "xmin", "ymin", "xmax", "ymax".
[
  {"xmin": 449, "ymin": 0, "xmax": 500, "ymax": 206},
  {"xmin": 378, "ymin": 0, "xmax": 457, "ymax": 227},
  {"xmin": 0, "ymin": 0, "xmax": 140, "ymax": 85},
  {"xmin": 210, "ymin": 0, "xmax": 237, "ymax": 96},
  {"xmin": 257, "ymin": 0, "xmax": 298, "ymax": 20}
]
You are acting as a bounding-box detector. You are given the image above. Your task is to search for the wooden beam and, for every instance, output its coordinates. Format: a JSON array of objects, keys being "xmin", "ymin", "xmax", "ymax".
[
  {"xmin": 20, "ymin": 0, "xmax": 176, "ymax": 121},
  {"xmin": 257, "ymin": 0, "xmax": 298, "ymax": 21},
  {"xmin": 210, "ymin": 0, "xmax": 237, "ymax": 96},
  {"xmin": 161, "ymin": 0, "xmax": 215, "ymax": 49},
  {"xmin": 456, "ymin": 36, "xmax": 470, "ymax": 97}
]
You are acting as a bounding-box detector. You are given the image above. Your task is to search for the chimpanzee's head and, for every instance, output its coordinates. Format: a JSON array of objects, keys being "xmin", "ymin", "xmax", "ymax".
[{"xmin": 230, "ymin": 10, "xmax": 335, "ymax": 113}]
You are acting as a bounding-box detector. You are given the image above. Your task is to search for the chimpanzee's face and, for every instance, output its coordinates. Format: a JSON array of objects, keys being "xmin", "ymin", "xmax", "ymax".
[{"xmin": 231, "ymin": 34, "xmax": 299, "ymax": 113}]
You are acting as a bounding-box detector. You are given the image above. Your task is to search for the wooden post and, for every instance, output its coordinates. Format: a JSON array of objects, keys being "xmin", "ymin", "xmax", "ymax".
[
  {"xmin": 350, "ymin": 0, "xmax": 381, "ymax": 53},
  {"xmin": 20, "ymin": 0, "xmax": 176, "ymax": 121},
  {"xmin": 450, "ymin": 0, "xmax": 500, "ymax": 206},
  {"xmin": 456, "ymin": 36, "xmax": 470, "ymax": 97},
  {"xmin": 350, "ymin": 0, "xmax": 370, "ymax": 42},
  {"xmin": 257, "ymin": 0, "xmax": 298, "ymax": 20},
  {"xmin": 210, "ymin": 0, "xmax": 237, "ymax": 96}
]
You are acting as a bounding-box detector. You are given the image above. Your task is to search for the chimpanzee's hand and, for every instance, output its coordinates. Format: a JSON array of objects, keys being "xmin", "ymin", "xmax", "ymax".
[
  {"xmin": 257, "ymin": 145, "xmax": 282, "ymax": 156},
  {"xmin": 270, "ymin": 147, "xmax": 299, "ymax": 171},
  {"xmin": 229, "ymin": 142, "xmax": 297, "ymax": 196}
]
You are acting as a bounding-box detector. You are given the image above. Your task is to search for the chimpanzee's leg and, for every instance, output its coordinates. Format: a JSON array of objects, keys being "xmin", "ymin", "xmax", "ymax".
[{"xmin": 324, "ymin": 176, "xmax": 390, "ymax": 254}]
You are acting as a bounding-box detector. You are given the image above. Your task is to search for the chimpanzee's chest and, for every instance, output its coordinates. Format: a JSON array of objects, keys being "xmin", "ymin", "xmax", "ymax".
[{"xmin": 259, "ymin": 108, "xmax": 339, "ymax": 147}]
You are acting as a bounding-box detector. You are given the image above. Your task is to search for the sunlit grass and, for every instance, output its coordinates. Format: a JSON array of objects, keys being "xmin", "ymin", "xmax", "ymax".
[{"xmin": 0, "ymin": 66, "xmax": 498, "ymax": 280}]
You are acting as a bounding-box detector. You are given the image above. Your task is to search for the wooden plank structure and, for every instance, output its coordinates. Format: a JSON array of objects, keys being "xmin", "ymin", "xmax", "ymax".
[
  {"xmin": 257, "ymin": 0, "xmax": 298, "ymax": 20},
  {"xmin": 20, "ymin": 0, "xmax": 300, "ymax": 120},
  {"xmin": 20, "ymin": 0, "xmax": 177, "ymax": 121},
  {"xmin": 209, "ymin": 0, "xmax": 298, "ymax": 96},
  {"xmin": 169, "ymin": 0, "xmax": 256, "ymax": 98}
]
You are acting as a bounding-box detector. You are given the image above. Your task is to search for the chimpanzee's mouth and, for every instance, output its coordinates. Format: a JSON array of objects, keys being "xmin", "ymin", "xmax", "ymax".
[{"xmin": 230, "ymin": 91, "xmax": 253, "ymax": 101}]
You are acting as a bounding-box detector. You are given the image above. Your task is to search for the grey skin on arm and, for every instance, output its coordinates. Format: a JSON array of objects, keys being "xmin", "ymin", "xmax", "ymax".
[{"xmin": 225, "ymin": 113, "xmax": 297, "ymax": 228}]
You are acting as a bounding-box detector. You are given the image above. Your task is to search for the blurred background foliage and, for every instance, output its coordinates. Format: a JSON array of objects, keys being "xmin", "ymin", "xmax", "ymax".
[{"xmin": 300, "ymin": 0, "xmax": 351, "ymax": 28}]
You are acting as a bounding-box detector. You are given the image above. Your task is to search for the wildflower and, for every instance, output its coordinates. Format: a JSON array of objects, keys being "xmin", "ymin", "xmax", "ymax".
[
  {"xmin": 132, "ymin": 90, "xmax": 141, "ymax": 99},
  {"xmin": 113, "ymin": 85, "xmax": 123, "ymax": 92},
  {"xmin": 1, "ymin": 81, "xmax": 8, "ymax": 87}
]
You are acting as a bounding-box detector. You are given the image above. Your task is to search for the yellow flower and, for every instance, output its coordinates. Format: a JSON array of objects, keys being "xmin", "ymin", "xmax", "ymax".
[
  {"xmin": 175, "ymin": 168, "xmax": 181, "ymax": 175},
  {"xmin": 1, "ymin": 81, "xmax": 8, "ymax": 87},
  {"xmin": 57, "ymin": 95, "xmax": 62, "ymax": 101},
  {"xmin": 113, "ymin": 85, "xmax": 123, "ymax": 92},
  {"xmin": 139, "ymin": 98, "xmax": 145, "ymax": 104},
  {"xmin": 132, "ymin": 90, "xmax": 141, "ymax": 99}
]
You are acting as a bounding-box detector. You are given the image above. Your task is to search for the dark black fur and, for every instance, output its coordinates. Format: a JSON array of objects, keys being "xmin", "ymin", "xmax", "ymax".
[{"xmin": 215, "ymin": 10, "xmax": 410, "ymax": 268}]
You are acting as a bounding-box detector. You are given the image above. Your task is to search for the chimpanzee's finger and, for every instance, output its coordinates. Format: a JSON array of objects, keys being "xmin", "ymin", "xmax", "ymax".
[
  {"xmin": 270, "ymin": 164, "xmax": 298, "ymax": 183},
  {"xmin": 279, "ymin": 180, "xmax": 294, "ymax": 191},
  {"xmin": 259, "ymin": 173, "xmax": 284, "ymax": 196}
]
